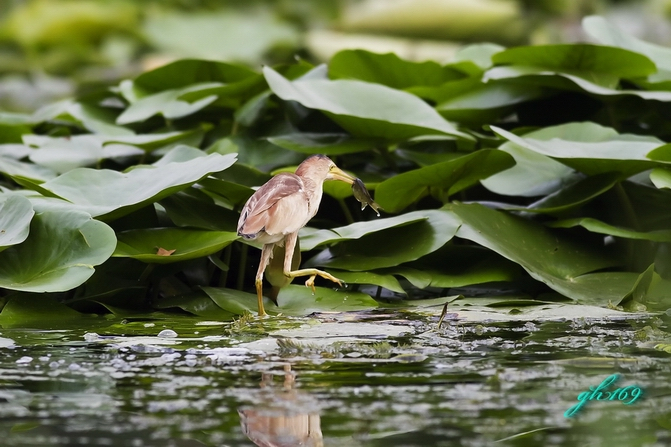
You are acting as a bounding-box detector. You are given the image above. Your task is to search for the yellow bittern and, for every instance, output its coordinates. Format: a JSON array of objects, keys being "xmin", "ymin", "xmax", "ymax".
[{"xmin": 237, "ymin": 155, "xmax": 356, "ymax": 316}]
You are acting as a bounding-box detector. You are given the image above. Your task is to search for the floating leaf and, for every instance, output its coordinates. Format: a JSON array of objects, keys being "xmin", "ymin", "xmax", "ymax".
[
  {"xmin": 325, "ymin": 270, "xmax": 406, "ymax": 294},
  {"xmin": 375, "ymin": 149, "xmax": 515, "ymax": 213},
  {"xmin": 305, "ymin": 210, "xmax": 459, "ymax": 271},
  {"xmin": 650, "ymin": 168, "xmax": 671, "ymax": 190},
  {"xmin": 485, "ymin": 65, "xmax": 671, "ymax": 102},
  {"xmin": 491, "ymin": 43, "xmax": 656, "ymax": 86},
  {"xmin": 482, "ymin": 128, "xmax": 579, "ymax": 197},
  {"xmin": 0, "ymin": 210, "xmax": 116, "ymax": 292},
  {"xmin": 491, "ymin": 123, "xmax": 664, "ymax": 176},
  {"xmin": 25, "ymin": 129, "xmax": 201, "ymax": 153},
  {"xmin": 143, "ymin": 10, "xmax": 298, "ymax": 64},
  {"xmin": 404, "ymin": 245, "xmax": 523, "ymax": 288},
  {"xmin": 28, "ymin": 134, "xmax": 143, "ymax": 173},
  {"xmin": 155, "ymin": 290, "xmax": 235, "ymax": 319},
  {"xmin": 114, "ymin": 228, "xmax": 238, "ymax": 264},
  {"xmin": 522, "ymin": 172, "xmax": 620, "ymax": 214},
  {"xmin": 548, "ymin": 217, "xmax": 671, "ymax": 242},
  {"xmin": 0, "ymin": 294, "xmax": 84, "ymax": 326},
  {"xmin": 201, "ymin": 285, "xmax": 378, "ymax": 316},
  {"xmin": 0, "ymin": 155, "xmax": 57, "ymax": 184},
  {"xmin": 133, "ymin": 59, "xmax": 260, "ymax": 93},
  {"xmin": 116, "ymin": 85, "xmax": 219, "ymax": 124},
  {"xmin": 197, "ymin": 177, "xmax": 254, "ymax": 208},
  {"xmin": 436, "ymin": 82, "xmax": 546, "ymax": 123},
  {"xmin": 448, "ymin": 202, "xmax": 635, "ymax": 306},
  {"xmin": 160, "ymin": 188, "xmax": 240, "ymax": 231},
  {"xmin": 38, "ymin": 151, "xmax": 237, "ymax": 220},
  {"xmin": 0, "ymin": 194, "xmax": 34, "ymax": 251},
  {"xmin": 329, "ymin": 49, "xmax": 467, "ymax": 89},
  {"xmin": 264, "ymin": 66, "xmax": 471, "ymax": 141},
  {"xmin": 301, "ymin": 210, "xmax": 433, "ymax": 251},
  {"xmin": 583, "ymin": 16, "xmax": 671, "ymax": 83},
  {"xmin": 379, "ymin": 267, "xmax": 432, "ymax": 289},
  {"xmin": 268, "ymin": 133, "xmax": 380, "ymax": 155},
  {"xmin": 454, "ymin": 43, "xmax": 505, "ymax": 70}
]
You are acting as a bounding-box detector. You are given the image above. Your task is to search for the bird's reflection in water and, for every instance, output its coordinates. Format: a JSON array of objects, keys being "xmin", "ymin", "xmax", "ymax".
[{"xmin": 239, "ymin": 364, "xmax": 323, "ymax": 447}]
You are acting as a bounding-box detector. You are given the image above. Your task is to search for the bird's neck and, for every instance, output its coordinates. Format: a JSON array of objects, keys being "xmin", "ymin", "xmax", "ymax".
[{"xmin": 301, "ymin": 177, "xmax": 324, "ymax": 218}]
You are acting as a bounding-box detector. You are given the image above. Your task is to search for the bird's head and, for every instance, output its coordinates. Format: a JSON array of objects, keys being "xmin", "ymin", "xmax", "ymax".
[{"xmin": 296, "ymin": 155, "xmax": 356, "ymax": 184}]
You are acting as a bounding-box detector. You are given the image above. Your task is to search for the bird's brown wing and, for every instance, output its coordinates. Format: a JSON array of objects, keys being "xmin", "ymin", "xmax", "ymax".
[{"xmin": 237, "ymin": 173, "xmax": 308, "ymax": 238}]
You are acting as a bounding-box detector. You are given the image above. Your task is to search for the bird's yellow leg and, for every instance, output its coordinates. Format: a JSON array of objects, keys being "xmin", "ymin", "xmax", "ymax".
[
  {"xmin": 282, "ymin": 233, "xmax": 343, "ymax": 293},
  {"xmin": 255, "ymin": 244, "xmax": 273, "ymax": 317},
  {"xmin": 255, "ymin": 277, "xmax": 266, "ymax": 317}
]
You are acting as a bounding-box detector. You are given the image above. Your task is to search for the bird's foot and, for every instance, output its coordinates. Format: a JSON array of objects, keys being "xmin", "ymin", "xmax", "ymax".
[
  {"xmin": 286, "ymin": 268, "xmax": 343, "ymax": 294},
  {"xmin": 304, "ymin": 272, "xmax": 342, "ymax": 291},
  {"xmin": 305, "ymin": 275, "xmax": 317, "ymax": 294}
]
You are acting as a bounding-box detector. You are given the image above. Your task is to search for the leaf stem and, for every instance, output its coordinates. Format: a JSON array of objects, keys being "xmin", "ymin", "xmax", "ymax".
[
  {"xmin": 138, "ymin": 263, "xmax": 155, "ymax": 282},
  {"xmin": 338, "ymin": 198, "xmax": 354, "ymax": 224},
  {"xmin": 376, "ymin": 147, "xmax": 396, "ymax": 171},
  {"xmin": 614, "ymin": 183, "xmax": 640, "ymax": 271},
  {"xmin": 219, "ymin": 244, "xmax": 233, "ymax": 287},
  {"xmin": 236, "ymin": 243, "xmax": 249, "ymax": 290},
  {"xmin": 615, "ymin": 183, "xmax": 640, "ymax": 230}
]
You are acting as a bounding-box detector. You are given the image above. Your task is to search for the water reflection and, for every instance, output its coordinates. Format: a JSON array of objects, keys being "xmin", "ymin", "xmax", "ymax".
[{"xmin": 239, "ymin": 364, "xmax": 323, "ymax": 447}]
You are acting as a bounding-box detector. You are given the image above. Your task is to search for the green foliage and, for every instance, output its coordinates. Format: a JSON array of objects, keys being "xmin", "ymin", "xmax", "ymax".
[{"xmin": 2, "ymin": 15, "xmax": 671, "ymax": 321}]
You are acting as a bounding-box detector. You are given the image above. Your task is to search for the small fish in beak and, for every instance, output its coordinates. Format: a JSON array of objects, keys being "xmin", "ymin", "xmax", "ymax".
[{"xmin": 352, "ymin": 178, "xmax": 382, "ymax": 216}]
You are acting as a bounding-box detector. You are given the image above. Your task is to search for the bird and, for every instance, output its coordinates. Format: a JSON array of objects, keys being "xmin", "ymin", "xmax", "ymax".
[{"xmin": 237, "ymin": 155, "xmax": 357, "ymax": 316}]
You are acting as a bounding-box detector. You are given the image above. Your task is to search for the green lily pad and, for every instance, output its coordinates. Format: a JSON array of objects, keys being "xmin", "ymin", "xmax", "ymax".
[
  {"xmin": 66, "ymin": 101, "xmax": 135, "ymax": 136},
  {"xmin": 485, "ymin": 65, "xmax": 671, "ymax": 102},
  {"xmin": 0, "ymin": 294, "xmax": 84, "ymax": 326},
  {"xmin": 268, "ymin": 133, "xmax": 380, "ymax": 155},
  {"xmin": 300, "ymin": 210, "xmax": 433, "ymax": 251},
  {"xmin": 28, "ymin": 134, "xmax": 143, "ymax": 173},
  {"xmin": 133, "ymin": 59, "xmax": 259, "ymax": 92},
  {"xmin": 114, "ymin": 228, "xmax": 239, "ymax": 264},
  {"xmin": 454, "ymin": 43, "xmax": 505, "ymax": 70},
  {"xmin": 304, "ymin": 210, "xmax": 459, "ymax": 271},
  {"xmin": 491, "ymin": 43, "xmax": 656, "ymax": 86},
  {"xmin": 155, "ymin": 290, "xmax": 236, "ymax": 319},
  {"xmin": 375, "ymin": 149, "xmax": 515, "ymax": 213},
  {"xmin": 491, "ymin": 123, "xmax": 664, "ymax": 176},
  {"xmin": 650, "ymin": 168, "xmax": 671, "ymax": 189},
  {"xmin": 38, "ymin": 151, "xmax": 237, "ymax": 221},
  {"xmin": 197, "ymin": 177, "xmax": 254, "ymax": 208},
  {"xmin": 329, "ymin": 49, "xmax": 467, "ymax": 89},
  {"xmin": 160, "ymin": 189, "xmax": 240, "ymax": 232},
  {"xmin": 116, "ymin": 85, "xmax": 219, "ymax": 124},
  {"xmin": 378, "ymin": 267, "xmax": 432, "ymax": 289},
  {"xmin": 215, "ymin": 135, "xmax": 303, "ymax": 172},
  {"xmin": 263, "ymin": 66, "xmax": 471, "ymax": 141},
  {"xmin": 548, "ymin": 217, "xmax": 671, "ymax": 242},
  {"xmin": 481, "ymin": 128, "xmax": 579, "ymax": 197},
  {"xmin": 325, "ymin": 270, "xmax": 406, "ymax": 294},
  {"xmin": 143, "ymin": 10, "xmax": 298, "ymax": 65},
  {"xmin": 0, "ymin": 194, "xmax": 34, "ymax": 251},
  {"xmin": 448, "ymin": 202, "xmax": 635, "ymax": 306},
  {"xmin": 201, "ymin": 285, "xmax": 378, "ymax": 316},
  {"xmin": 405, "ymin": 245, "xmax": 523, "ymax": 288},
  {"xmin": 436, "ymin": 82, "xmax": 546, "ymax": 123},
  {"xmin": 0, "ymin": 154, "xmax": 57, "ymax": 184},
  {"xmin": 0, "ymin": 209, "xmax": 116, "ymax": 292},
  {"xmin": 24, "ymin": 129, "xmax": 202, "ymax": 153},
  {"xmin": 522, "ymin": 172, "xmax": 620, "ymax": 214},
  {"xmin": 583, "ymin": 16, "xmax": 671, "ymax": 83}
]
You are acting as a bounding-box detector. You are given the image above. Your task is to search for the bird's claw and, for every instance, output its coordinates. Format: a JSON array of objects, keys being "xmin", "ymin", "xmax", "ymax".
[
  {"xmin": 305, "ymin": 275, "xmax": 317, "ymax": 294},
  {"xmin": 304, "ymin": 273, "xmax": 343, "ymax": 295}
]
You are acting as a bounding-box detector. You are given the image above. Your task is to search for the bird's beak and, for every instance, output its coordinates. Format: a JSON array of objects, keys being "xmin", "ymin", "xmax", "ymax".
[{"xmin": 328, "ymin": 166, "xmax": 356, "ymax": 184}]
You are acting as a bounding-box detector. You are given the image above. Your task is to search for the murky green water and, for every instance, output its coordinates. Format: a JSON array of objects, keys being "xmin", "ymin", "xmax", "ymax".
[{"xmin": 1, "ymin": 309, "xmax": 670, "ymax": 447}]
